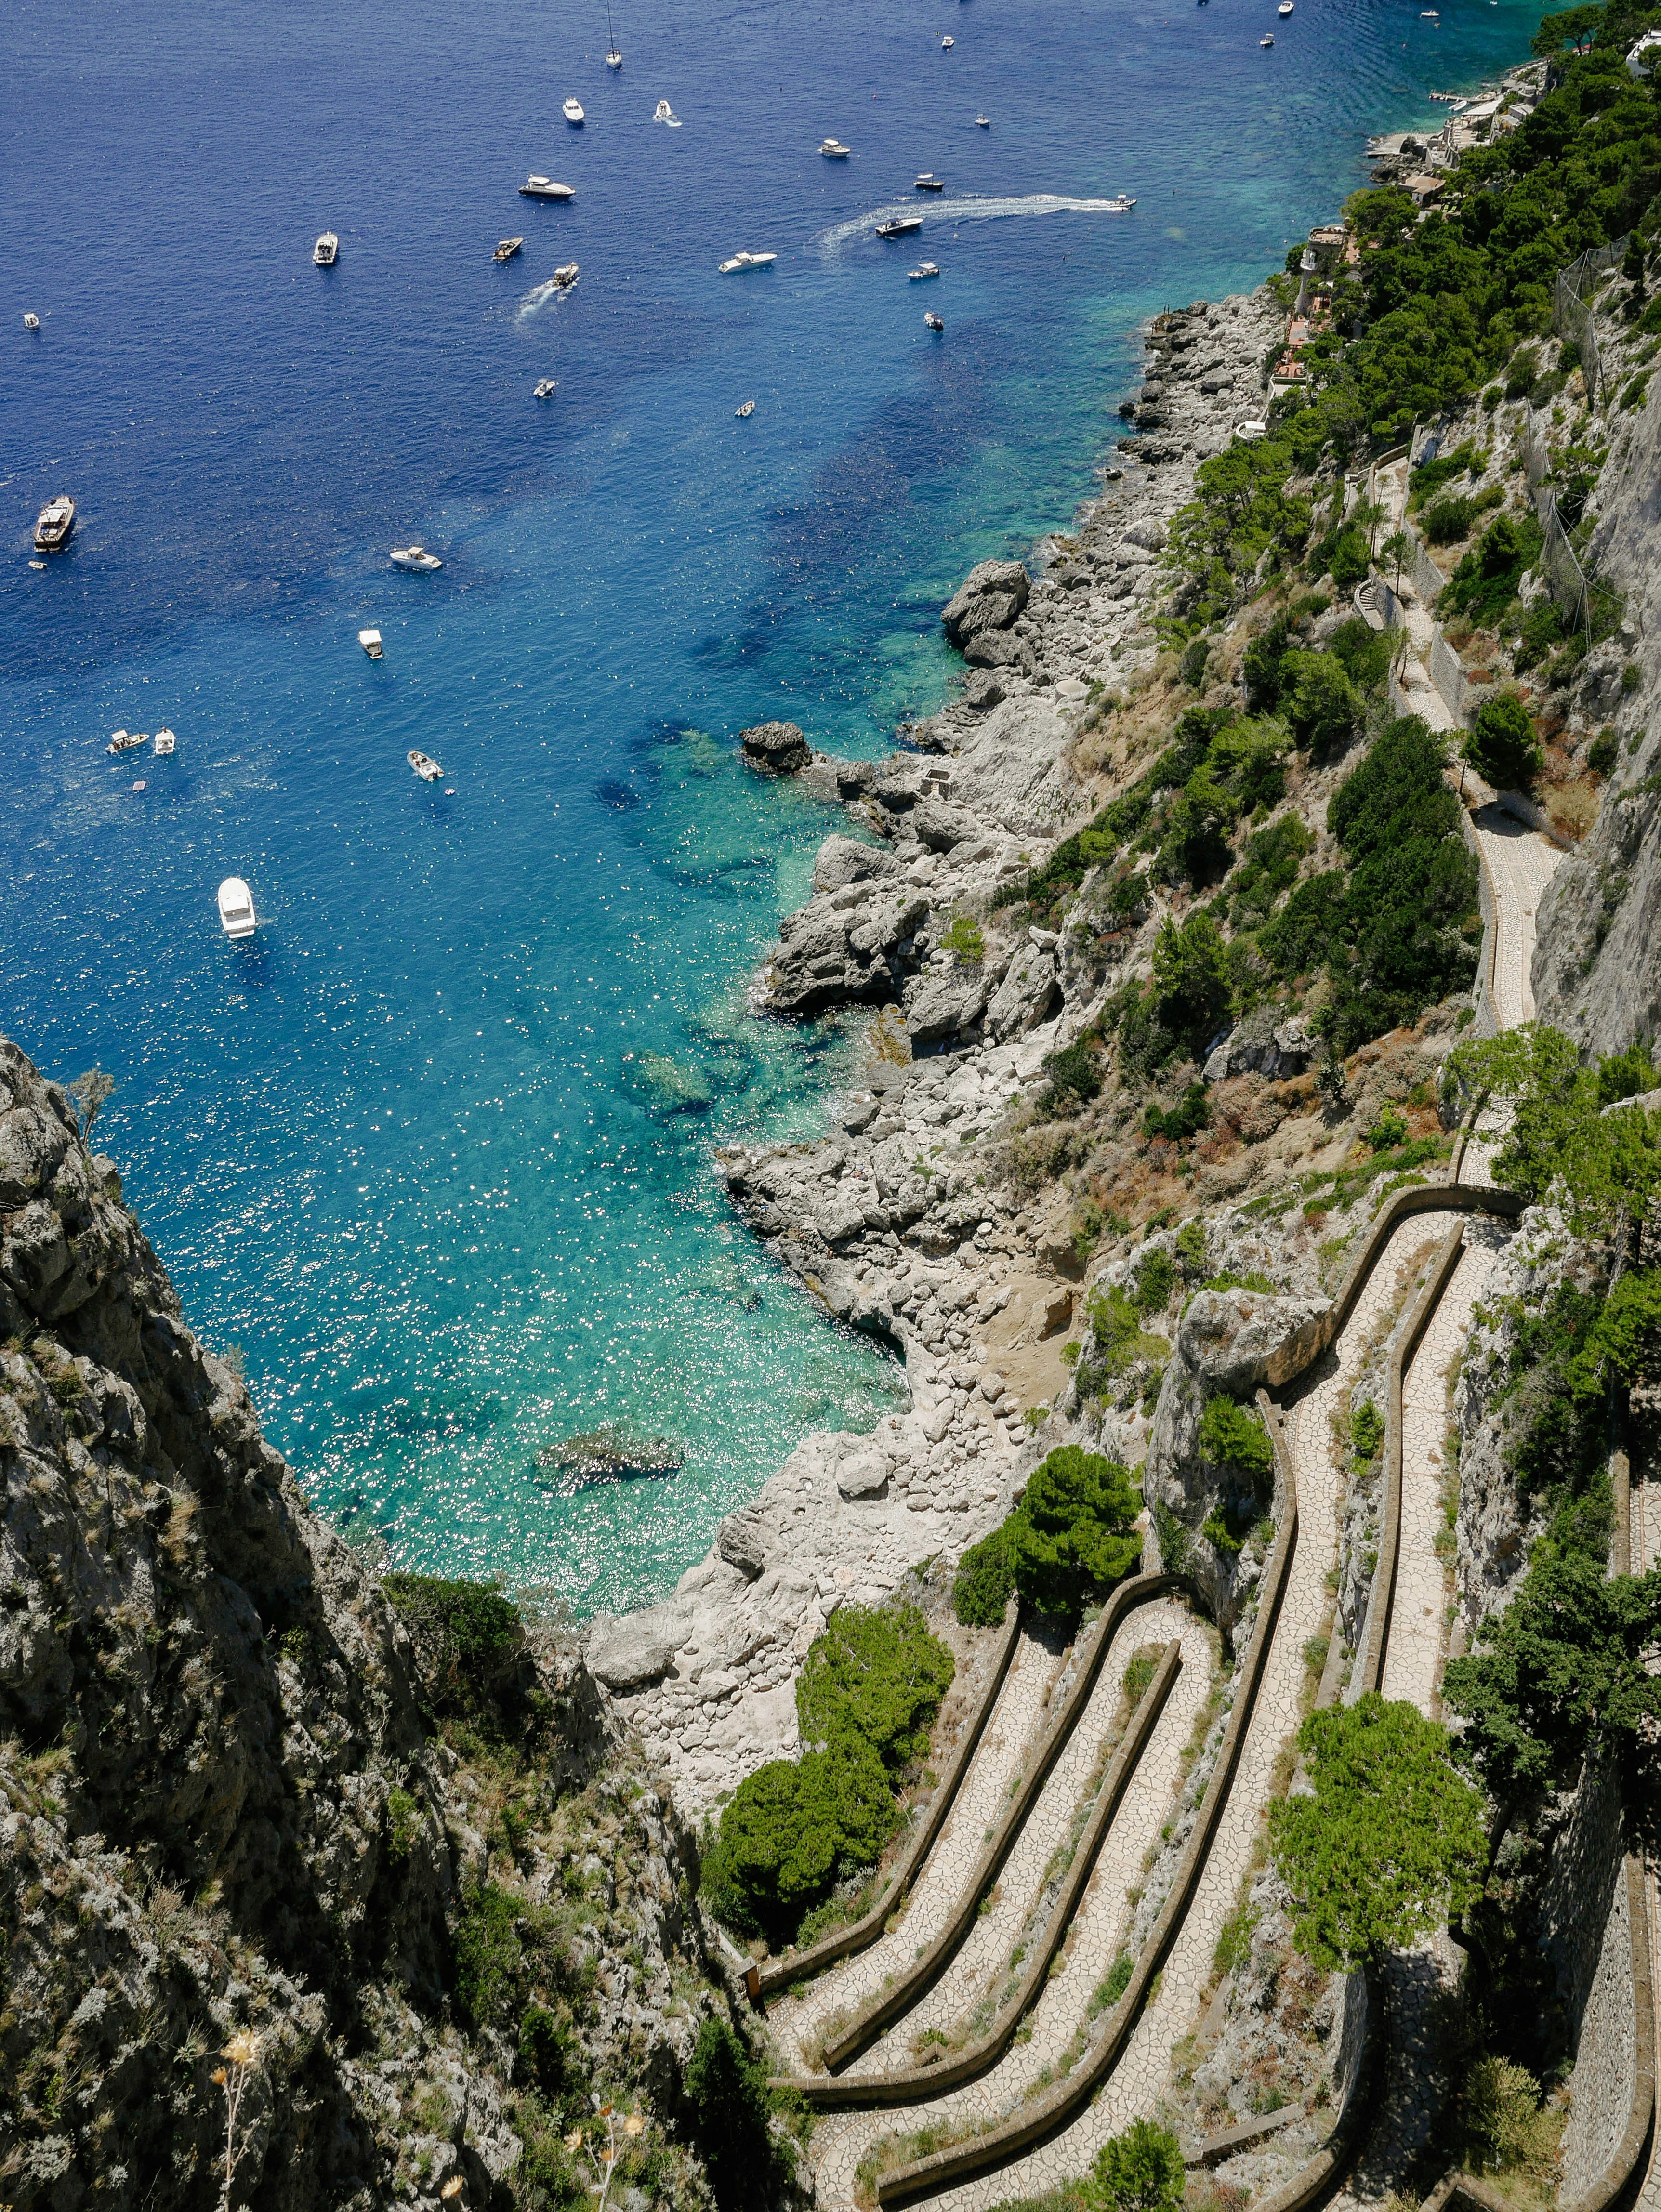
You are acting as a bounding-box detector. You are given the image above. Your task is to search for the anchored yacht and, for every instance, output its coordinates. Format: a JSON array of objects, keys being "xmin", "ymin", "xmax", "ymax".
[
  {"xmin": 941, "ymin": 34, "xmax": 954, "ymax": 47},
  {"xmin": 735, "ymin": 398, "xmax": 755, "ymax": 417},
  {"xmin": 915, "ymin": 173, "xmax": 945, "ymax": 190},
  {"xmin": 606, "ymin": 0, "xmax": 622, "ymax": 65},
  {"xmin": 34, "ymin": 496, "xmax": 75, "ymax": 553},
  {"xmin": 23, "ymin": 312, "xmax": 39, "ymax": 330},
  {"xmin": 909, "ymin": 260, "xmax": 941, "ymax": 279},
  {"xmin": 152, "ymin": 729, "xmax": 177, "ymax": 755},
  {"xmin": 564, "ymin": 97, "xmax": 585, "ymax": 122},
  {"xmin": 820, "ymin": 137, "xmax": 851, "ymax": 157},
  {"xmin": 520, "ymin": 175, "xmax": 576, "ymax": 198},
  {"xmin": 314, "ymin": 232, "xmax": 338, "ymax": 265},
  {"xmin": 217, "ymin": 879, "xmax": 257, "ymax": 940},
  {"xmin": 976, "ymin": 114, "xmax": 990, "ymax": 126},
  {"xmin": 719, "ymin": 250, "xmax": 777, "ymax": 272},
  {"xmin": 359, "ymin": 630, "xmax": 383, "ymax": 659},
  {"xmin": 924, "ymin": 310, "xmax": 944, "ymax": 331},
  {"xmin": 107, "ymin": 730, "xmax": 146, "ymax": 755},
  {"xmin": 390, "ymin": 545, "xmax": 443, "ymax": 572},
  {"xmin": 534, "ymin": 379, "xmax": 558, "ymax": 398},
  {"xmin": 653, "ymin": 98, "xmax": 682, "ymax": 124},
  {"xmin": 494, "ymin": 237, "xmax": 525, "ymax": 262}
]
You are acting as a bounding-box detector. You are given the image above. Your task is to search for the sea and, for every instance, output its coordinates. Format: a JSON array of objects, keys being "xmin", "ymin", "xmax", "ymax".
[{"xmin": 2, "ymin": 0, "xmax": 1537, "ymax": 1618}]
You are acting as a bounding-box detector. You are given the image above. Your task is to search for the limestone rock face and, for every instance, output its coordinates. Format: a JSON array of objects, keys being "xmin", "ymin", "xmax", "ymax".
[
  {"xmin": 1202, "ymin": 1010, "xmax": 1317, "ymax": 1084},
  {"xmin": 761, "ymin": 886, "xmax": 930, "ymax": 1017},
  {"xmin": 984, "ymin": 948, "xmax": 1059, "ymax": 1041},
  {"xmin": 813, "ymin": 831, "xmax": 902, "ymax": 894},
  {"xmin": 739, "ymin": 718, "xmax": 813, "ymax": 774},
  {"xmin": 904, "ymin": 963, "xmax": 993, "ymax": 1046},
  {"xmin": 1178, "ymin": 1287, "xmax": 1330, "ymax": 1394},
  {"xmin": 587, "ymin": 1608, "xmax": 680, "ymax": 1689},
  {"xmin": 940, "ymin": 558, "xmax": 1030, "ymax": 647}
]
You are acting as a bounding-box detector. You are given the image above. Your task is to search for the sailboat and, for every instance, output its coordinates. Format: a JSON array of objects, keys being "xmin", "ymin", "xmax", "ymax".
[{"xmin": 605, "ymin": 0, "xmax": 622, "ymax": 67}]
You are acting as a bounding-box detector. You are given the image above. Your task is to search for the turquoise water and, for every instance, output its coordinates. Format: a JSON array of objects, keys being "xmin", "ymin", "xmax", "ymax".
[{"xmin": 2, "ymin": 0, "xmax": 1537, "ymax": 1614}]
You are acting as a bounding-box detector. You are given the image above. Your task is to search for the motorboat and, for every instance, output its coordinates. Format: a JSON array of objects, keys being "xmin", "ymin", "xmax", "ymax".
[
  {"xmin": 564, "ymin": 97, "xmax": 585, "ymax": 123},
  {"xmin": 719, "ymin": 250, "xmax": 777, "ymax": 272},
  {"xmin": 408, "ymin": 750, "xmax": 444, "ymax": 782},
  {"xmin": 217, "ymin": 878, "xmax": 257, "ymax": 940},
  {"xmin": 359, "ymin": 629, "xmax": 383, "ymax": 659},
  {"xmin": 494, "ymin": 237, "xmax": 525, "ymax": 262},
  {"xmin": 1279, "ymin": 3, "xmax": 1294, "ymax": 13},
  {"xmin": 735, "ymin": 398, "xmax": 755, "ymax": 417},
  {"xmin": 521, "ymin": 176, "xmax": 576, "ymax": 199},
  {"xmin": 152, "ymin": 729, "xmax": 177, "ymax": 755},
  {"xmin": 553, "ymin": 261, "xmax": 580, "ymax": 288},
  {"xmin": 877, "ymin": 215, "xmax": 924, "ymax": 238},
  {"xmin": 924, "ymin": 310, "xmax": 944, "ymax": 331},
  {"xmin": 391, "ymin": 545, "xmax": 443, "ymax": 571},
  {"xmin": 976, "ymin": 115, "xmax": 990, "ymax": 126},
  {"xmin": 1105, "ymin": 194, "xmax": 1136, "ymax": 211},
  {"xmin": 653, "ymin": 99, "xmax": 681, "ymax": 125},
  {"xmin": 34, "ymin": 496, "xmax": 75, "ymax": 553},
  {"xmin": 820, "ymin": 137, "xmax": 851, "ymax": 157},
  {"xmin": 1261, "ymin": 32, "xmax": 1275, "ymax": 44},
  {"xmin": 941, "ymin": 34, "xmax": 954, "ymax": 47},
  {"xmin": 909, "ymin": 260, "xmax": 941, "ymax": 279},
  {"xmin": 314, "ymin": 232, "xmax": 338, "ymax": 265},
  {"xmin": 23, "ymin": 313, "xmax": 39, "ymax": 330},
  {"xmin": 534, "ymin": 378, "xmax": 558, "ymax": 398},
  {"xmin": 915, "ymin": 173, "xmax": 945, "ymax": 190},
  {"xmin": 107, "ymin": 730, "xmax": 146, "ymax": 755}
]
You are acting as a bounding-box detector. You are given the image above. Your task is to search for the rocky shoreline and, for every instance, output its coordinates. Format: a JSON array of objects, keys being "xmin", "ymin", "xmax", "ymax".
[{"xmin": 583, "ymin": 281, "xmax": 1292, "ymax": 1812}]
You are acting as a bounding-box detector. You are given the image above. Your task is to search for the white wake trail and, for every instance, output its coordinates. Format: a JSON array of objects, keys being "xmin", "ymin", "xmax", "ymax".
[
  {"xmin": 815, "ymin": 192, "xmax": 1135, "ymax": 254},
  {"xmin": 516, "ymin": 277, "xmax": 575, "ymax": 322}
]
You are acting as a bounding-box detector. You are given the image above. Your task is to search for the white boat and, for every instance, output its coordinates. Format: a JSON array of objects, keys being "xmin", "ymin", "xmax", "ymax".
[
  {"xmin": 653, "ymin": 98, "xmax": 681, "ymax": 124},
  {"xmin": 719, "ymin": 250, "xmax": 777, "ymax": 272},
  {"xmin": 941, "ymin": 34, "xmax": 954, "ymax": 47},
  {"xmin": 520, "ymin": 175, "xmax": 576, "ymax": 199},
  {"xmin": 1105, "ymin": 194, "xmax": 1137, "ymax": 211},
  {"xmin": 494, "ymin": 237, "xmax": 525, "ymax": 262},
  {"xmin": 877, "ymin": 215, "xmax": 923, "ymax": 238},
  {"xmin": 606, "ymin": 0, "xmax": 622, "ymax": 66},
  {"xmin": 553, "ymin": 261, "xmax": 580, "ymax": 288},
  {"xmin": 735, "ymin": 398, "xmax": 755, "ymax": 417},
  {"xmin": 153, "ymin": 729, "xmax": 177, "ymax": 754},
  {"xmin": 35, "ymin": 496, "xmax": 75, "ymax": 553},
  {"xmin": 217, "ymin": 878, "xmax": 257, "ymax": 940},
  {"xmin": 314, "ymin": 232, "xmax": 338, "ymax": 266},
  {"xmin": 23, "ymin": 313, "xmax": 39, "ymax": 330},
  {"xmin": 534, "ymin": 378, "xmax": 558, "ymax": 398},
  {"xmin": 909, "ymin": 261, "xmax": 941, "ymax": 279},
  {"xmin": 606, "ymin": 46, "xmax": 622, "ymax": 66},
  {"xmin": 390, "ymin": 544, "xmax": 443, "ymax": 572},
  {"xmin": 106, "ymin": 730, "xmax": 146, "ymax": 755},
  {"xmin": 1261, "ymin": 32, "xmax": 1275, "ymax": 44},
  {"xmin": 408, "ymin": 750, "xmax": 444, "ymax": 782},
  {"xmin": 976, "ymin": 115, "xmax": 990, "ymax": 126},
  {"xmin": 915, "ymin": 173, "xmax": 945, "ymax": 190},
  {"xmin": 820, "ymin": 137, "xmax": 851, "ymax": 157},
  {"xmin": 924, "ymin": 310, "xmax": 944, "ymax": 331},
  {"xmin": 1279, "ymin": 2, "xmax": 1294, "ymax": 13},
  {"xmin": 564, "ymin": 97, "xmax": 585, "ymax": 123},
  {"xmin": 359, "ymin": 629, "xmax": 383, "ymax": 659}
]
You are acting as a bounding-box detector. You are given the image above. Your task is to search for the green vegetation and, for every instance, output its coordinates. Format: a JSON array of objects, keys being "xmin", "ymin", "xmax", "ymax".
[
  {"xmin": 1073, "ymin": 1284, "xmax": 1172, "ymax": 1406},
  {"xmin": 1199, "ymin": 1394, "xmax": 1274, "ymax": 1483},
  {"xmin": 1351, "ymin": 1398, "xmax": 1385, "ymax": 1463},
  {"xmin": 703, "ymin": 1604, "xmax": 953, "ymax": 1944},
  {"xmin": 1010, "ymin": 1447, "xmax": 1144, "ymax": 1626},
  {"xmin": 1463, "ymin": 2055, "xmax": 1561, "ymax": 2180},
  {"xmin": 1462, "ymin": 692, "xmax": 1544, "ymax": 791},
  {"xmin": 1087, "ymin": 2119, "xmax": 1186, "ymax": 2212},
  {"xmin": 684, "ymin": 2020, "xmax": 782, "ymax": 2212},
  {"xmin": 953, "ymin": 1524, "xmax": 1016, "ymax": 1627},
  {"xmin": 1131, "ymin": 1246, "xmax": 1177, "ymax": 1316},
  {"xmin": 942, "ymin": 912, "xmax": 987, "ymax": 968},
  {"xmin": 1270, "ymin": 1694, "xmax": 1486, "ymax": 1973},
  {"xmin": 382, "ymin": 1573, "xmax": 533, "ymax": 1735},
  {"xmin": 1141, "ymin": 1082, "xmax": 1210, "ymax": 1145},
  {"xmin": 1038, "ymin": 1036, "xmax": 1106, "ymax": 1118}
]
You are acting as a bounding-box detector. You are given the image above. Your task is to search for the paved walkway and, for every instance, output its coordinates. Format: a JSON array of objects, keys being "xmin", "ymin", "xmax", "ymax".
[
  {"xmin": 1470, "ymin": 804, "xmax": 1560, "ymax": 1031},
  {"xmin": 772, "ymin": 1626, "xmax": 1065, "ymax": 2069},
  {"xmin": 1635, "ymin": 1469, "xmax": 1661, "ymax": 2212},
  {"xmin": 1380, "ymin": 1220, "xmax": 1512, "ymax": 1715}
]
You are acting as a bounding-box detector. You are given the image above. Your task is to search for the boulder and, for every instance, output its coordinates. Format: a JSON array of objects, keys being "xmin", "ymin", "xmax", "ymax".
[
  {"xmin": 962, "ymin": 669, "xmax": 1006, "ymax": 711},
  {"xmin": 905, "ymin": 965, "xmax": 991, "ymax": 1046},
  {"xmin": 1121, "ymin": 520, "xmax": 1168, "ymax": 553},
  {"xmin": 1178, "ymin": 1288, "xmax": 1329, "ymax": 1395},
  {"xmin": 984, "ymin": 949, "xmax": 1058, "ymax": 1041},
  {"xmin": 907, "ymin": 797, "xmax": 983, "ymax": 853},
  {"xmin": 813, "ymin": 833, "xmax": 901, "ymax": 895},
  {"xmin": 1202, "ymin": 1012, "xmax": 1318, "ymax": 1084},
  {"xmin": 941, "ymin": 559, "xmax": 1031, "ymax": 648},
  {"xmin": 835, "ymin": 1443, "xmax": 889, "ymax": 1499},
  {"xmin": 964, "ymin": 629, "xmax": 1034, "ymax": 672},
  {"xmin": 715, "ymin": 1512, "xmax": 768, "ymax": 1581},
  {"xmin": 739, "ymin": 720, "xmax": 813, "ymax": 775},
  {"xmin": 587, "ymin": 1609, "xmax": 680, "ymax": 1691}
]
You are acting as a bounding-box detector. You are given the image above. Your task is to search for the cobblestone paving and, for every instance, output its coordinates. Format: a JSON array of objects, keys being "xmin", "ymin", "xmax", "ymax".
[
  {"xmin": 1380, "ymin": 1220, "xmax": 1511, "ymax": 1715},
  {"xmin": 804, "ymin": 1600, "xmax": 1211, "ymax": 2203},
  {"xmin": 1472, "ymin": 807, "xmax": 1560, "ymax": 1031},
  {"xmin": 885, "ymin": 1224, "xmax": 1454, "ymax": 2212},
  {"xmin": 771, "ymin": 1626, "xmax": 1064, "ymax": 2069}
]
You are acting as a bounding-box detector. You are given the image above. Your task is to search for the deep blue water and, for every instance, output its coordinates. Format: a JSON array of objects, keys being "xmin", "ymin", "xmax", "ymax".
[{"xmin": 2, "ymin": 0, "xmax": 1535, "ymax": 1614}]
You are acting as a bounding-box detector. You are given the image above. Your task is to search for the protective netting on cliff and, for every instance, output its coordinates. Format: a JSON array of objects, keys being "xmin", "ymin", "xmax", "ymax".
[{"xmin": 1552, "ymin": 236, "xmax": 1628, "ymax": 410}]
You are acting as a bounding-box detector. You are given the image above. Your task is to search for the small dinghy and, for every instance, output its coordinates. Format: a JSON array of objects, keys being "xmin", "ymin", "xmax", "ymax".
[
  {"xmin": 358, "ymin": 630, "xmax": 383, "ymax": 659},
  {"xmin": 924, "ymin": 310, "xmax": 944, "ymax": 331},
  {"xmin": 217, "ymin": 878, "xmax": 256, "ymax": 940},
  {"xmin": 909, "ymin": 260, "xmax": 941, "ymax": 279},
  {"xmin": 520, "ymin": 175, "xmax": 576, "ymax": 199},
  {"xmin": 564, "ymin": 97, "xmax": 585, "ymax": 123},
  {"xmin": 553, "ymin": 261, "xmax": 580, "ymax": 288},
  {"xmin": 534, "ymin": 379, "xmax": 558, "ymax": 398},
  {"xmin": 23, "ymin": 312, "xmax": 40, "ymax": 330},
  {"xmin": 152, "ymin": 729, "xmax": 177, "ymax": 754},
  {"xmin": 735, "ymin": 398, "xmax": 755, "ymax": 417},
  {"xmin": 107, "ymin": 730, "xmax": 146, "ymax": 755},
  {"xmin": 408, "ymin": 750, "xmax": 444, "ymax": 782},
  {"xmin": 391, "ymin": 545, "xmax": 443, "ymax": 572},
  {"xmin": 719, "ymin": 250, "xmax": 777, "ymax": 272},
  {"xmin": 494, "ymin": 237, "xmax": 525, "ymax": 262},
  {"xmin": 976, "ymin": 114, "xmax": 990, "ymax": 126},
  {"xmin": 820, "ymin": 137, "xmax": 851, "ymax": 157}
]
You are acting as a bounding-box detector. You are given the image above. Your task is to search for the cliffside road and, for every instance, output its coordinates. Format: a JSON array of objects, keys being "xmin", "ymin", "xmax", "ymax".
[
  {"xmin": 802, "ymin": 1600, "xmax": 1210, "ymax": 2205},
  {"xmin": 771, "ymin": 1626, "xmax": 1066, "ymax": 2068},
  {"xmin": 1472, "ymin": 805, "xmax": 1561, "ymax": 1029},
  {"xmin": 1380, "ymin": 1220, "xmax": 1513, "ymax": 1715}
]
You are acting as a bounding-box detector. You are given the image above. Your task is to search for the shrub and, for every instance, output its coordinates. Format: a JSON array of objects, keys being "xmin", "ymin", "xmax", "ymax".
[
  {"xmin": 1366, "ymin": 1105, "xmax": 1408, "ymax": 1150},
  {"xmin": 1150, "ymin": 910, "xmax": 1232, "ymax": 1042},
  {"xmin": 1180, "ymin": 636, "xmax": 1211, "ymax": 688},
  {"xmin": 1587, "ymin": 729, "xmax": 1618, "ymax": 777},
  {"xmin": 1123, "ymin": 1647, "xmax": 1159, "ymax": 1704},
  {"xmin": 685, "ymin": 2019, "xmax": 778, "ymax": 2212},
  {"xmin": 1422, "ymin": 494, "xmax": 1476, "ymax": 543},
  {"xmin": 1595, "ymin": 1039, "xmax": 1658, "ymax": 1105},
  {"xmin": 1132, "ymin": 1247, "xmax": 1177, "ymax": 1316},
  {"xmin": 382, "ymin": 1574, "xmax": 527, "ymax": 1730},
  {"xmin": 797, "ymin": 1603, "xmax": 954, "ymax": 1772},
  {"xmin": 517, "ymin": 2002, "xmax": 581, "ymax": 2099},
  {"xmin": 1269, "ymin": 1694, "xmax": 1486, "ymax": 1972},
  {"xmin": 1040, "ymin": 1038, "xmax": 1104, "ymax": 1117},
  {"xmin": 1444, "ymin": 514, "xmax": 1542, "ymax": 629},
  {"xmin": 1175, "ymin": 1217, "xmax": 1208, "ymax": 1276},
  {"xmin": 1009, "ymin": 1446, "xmax": 1143, "ymax": 1626},
  {"xmin": 1351, "ymin": 1398, "xmax": 1384, "ymax": 1462},
  {"xmin": 1199, "ymin": 1394, "xmax": 1274, "ymax": 1484},
  {"xmin": 1142, "ymin": 1082, "xmax": 1210, "ymax": 1144},
  {"xmin": 1089, "ymin": 2118, "xmax": 1186, "ymax": 2212},
  {"xmin": 1280, "ymin": 649, "xmax": 1360, "ymax": 756},
  {"xmin": 1464, "ymin": 2056, "xmax": 1559, "ymax": 2178},
  {"xmin": 453, "ymin": 1882, "xmax": 525, "ymax": 2030},
  {"xmin": 953, "ymin": 1524, "xmax": 1015, "ymax": 1627},
  {"xmin": 942, "ymin": 912, "xmax": 986, "ymax": 967},
  {"xmin": 1462, "ymin": 694, "xmax": 1543, "ymax": 792},
  {"xmin": 701, "ymin": 1739, "xmax": 898, "ymax": 1943}
]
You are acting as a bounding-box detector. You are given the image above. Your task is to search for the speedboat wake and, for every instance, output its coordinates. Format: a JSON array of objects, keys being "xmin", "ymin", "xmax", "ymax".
[{"xmin": 816, "ymin": 192, "xmax": 1135, "ymax": 253}]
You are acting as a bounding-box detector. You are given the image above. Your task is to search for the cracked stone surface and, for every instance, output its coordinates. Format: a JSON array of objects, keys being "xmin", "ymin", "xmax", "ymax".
[{"xmin": 1473, "ymin": 807, "xmax": 1561, "ymax": 1031}]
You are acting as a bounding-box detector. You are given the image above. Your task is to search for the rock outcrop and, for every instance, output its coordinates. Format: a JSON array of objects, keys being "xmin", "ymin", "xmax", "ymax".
[{"xmin": 740, "ymin": 718, "xmax": 814, "ymax": 774}]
